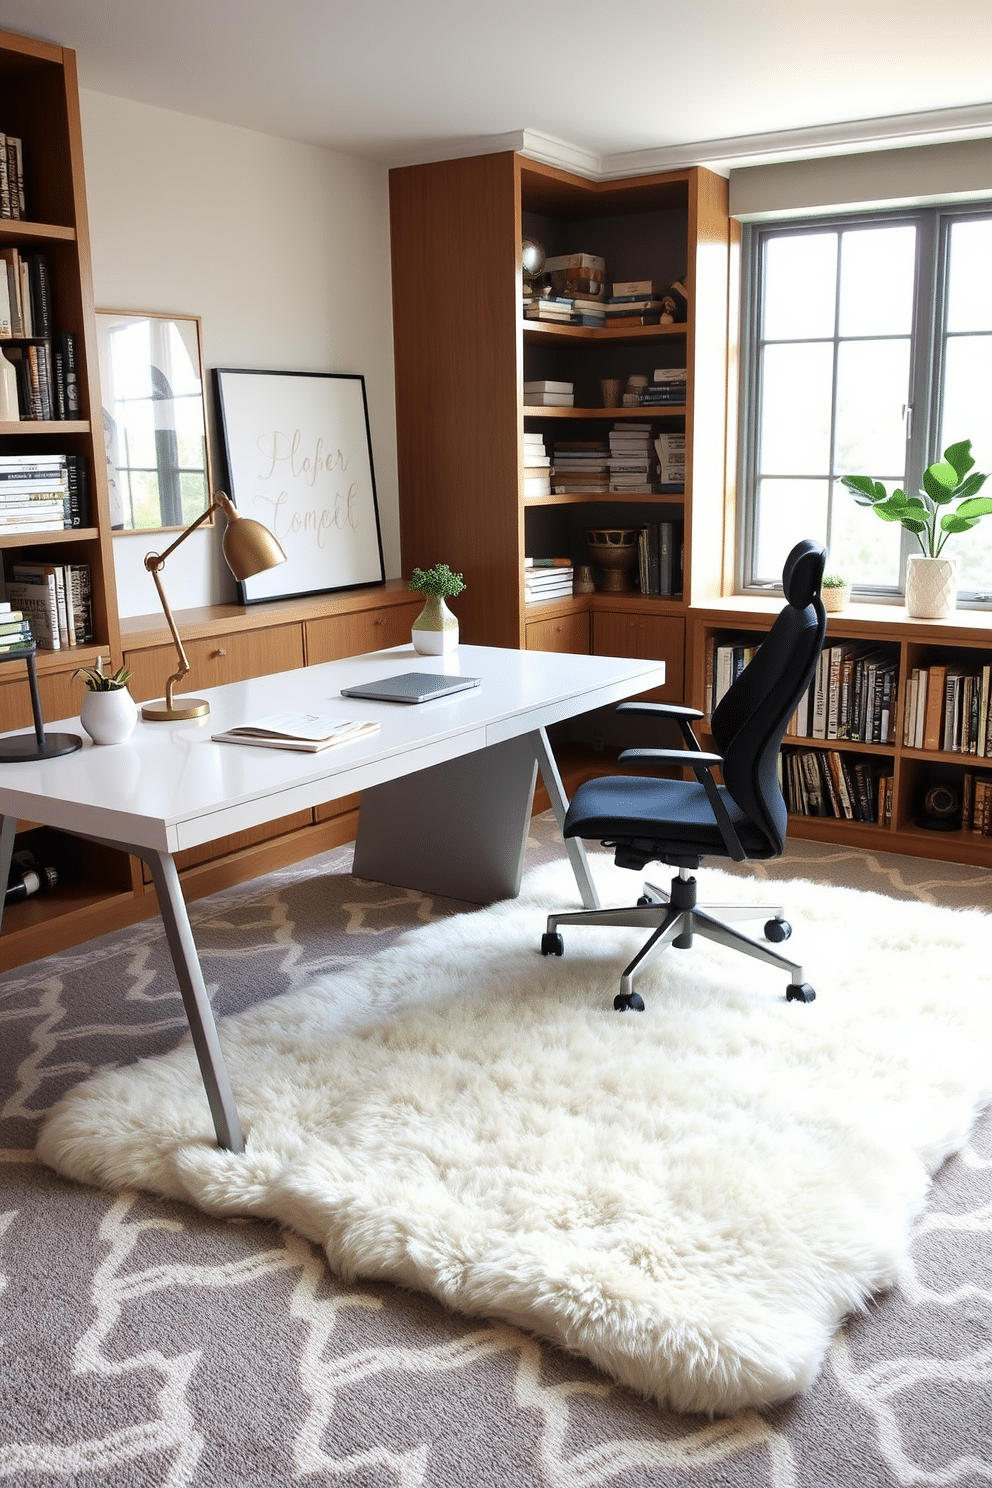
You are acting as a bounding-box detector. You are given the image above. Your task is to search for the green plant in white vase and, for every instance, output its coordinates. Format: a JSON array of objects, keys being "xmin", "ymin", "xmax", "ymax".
[
  {"xmin": 74, "ymin": 660, "xmax": 138, "ymax": 744},
  {"xmin": 408, "ymin": 563, "xmax": 466, "ymax": 655},
  {"xmin": 841, "ymin": 440, "xmax": 991, "ymax": 618}
]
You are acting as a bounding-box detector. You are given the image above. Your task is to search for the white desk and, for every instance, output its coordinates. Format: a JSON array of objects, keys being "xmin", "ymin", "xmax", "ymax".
[{"xmin": 0, "ymin": 644, "xmax": 665, "ymax": 1150}]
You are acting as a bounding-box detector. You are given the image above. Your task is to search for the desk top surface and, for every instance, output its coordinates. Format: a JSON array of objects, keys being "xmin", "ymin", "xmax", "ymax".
[{"xmin": 0, "ymin": 644, "xmax": 665, "ymax": 852}]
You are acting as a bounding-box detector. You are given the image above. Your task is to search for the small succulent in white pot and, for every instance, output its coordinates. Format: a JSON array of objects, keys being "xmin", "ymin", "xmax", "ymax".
[
  {"xmin": 821, "ymin": 573, "xmax": 851, "ymax": 613},
  {"xmin": 74, "ymin": 660, "xmax": 138, "ymax": 743}
]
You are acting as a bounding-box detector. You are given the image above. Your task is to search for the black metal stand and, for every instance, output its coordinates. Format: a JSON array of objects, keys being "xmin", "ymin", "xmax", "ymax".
[{"xmin": 0, "ymin": 644, "xmax": 82, "ymax": 762}]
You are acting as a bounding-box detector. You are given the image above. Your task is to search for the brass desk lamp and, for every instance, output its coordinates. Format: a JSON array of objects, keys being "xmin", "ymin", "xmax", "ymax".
[{"xmin": 142, "ymin": 491, "xmax": 286, "ymax": 721}]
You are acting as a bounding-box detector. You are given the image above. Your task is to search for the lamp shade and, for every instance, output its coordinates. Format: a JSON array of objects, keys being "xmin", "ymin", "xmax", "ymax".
[{"xmin": 221, "ymin": 509, "xmax": 287, "ymax": 581}]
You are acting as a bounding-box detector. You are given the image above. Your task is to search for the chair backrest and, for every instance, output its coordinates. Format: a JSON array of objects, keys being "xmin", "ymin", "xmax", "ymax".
[{"xmin": 711, "ymin": 540, "xmax": 827, "ymax": 856}]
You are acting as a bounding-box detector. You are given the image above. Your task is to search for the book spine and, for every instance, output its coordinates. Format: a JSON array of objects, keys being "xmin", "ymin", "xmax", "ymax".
[
  {"xmin": 28, "ymin": 255, "xmax": 52, "ymax": 338},
  {"xmin": 52, "ymin": 332, "xmax": 79, "ymax": 417},
  {"xmin": 0, "ymin": 133, "xmax": 9, "ymax": 219},
  {"xmin": 64, "ymin": 455, "xmax": 89, "ymax": 526}
]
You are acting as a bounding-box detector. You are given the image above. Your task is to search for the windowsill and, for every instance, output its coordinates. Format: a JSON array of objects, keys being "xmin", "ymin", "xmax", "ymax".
[{"xmin": 691, "ymin": 595, "xmax": 992, "ymax": 640}]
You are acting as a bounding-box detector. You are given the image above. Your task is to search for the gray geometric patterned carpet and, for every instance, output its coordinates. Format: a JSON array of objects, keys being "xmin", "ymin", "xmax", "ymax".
[{"xmin": 2, "ymin": 813, "xmax": 990, "ymax": 1487}]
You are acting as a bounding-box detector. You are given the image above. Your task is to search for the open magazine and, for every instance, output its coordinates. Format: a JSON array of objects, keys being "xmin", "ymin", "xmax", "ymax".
[{"xmin": 212, "ymin": 711, "xmax": 379, "ymax": 753}]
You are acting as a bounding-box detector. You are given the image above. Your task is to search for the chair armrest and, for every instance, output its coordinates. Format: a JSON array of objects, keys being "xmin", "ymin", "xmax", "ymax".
[
  {"xmin": 616, "ymin": 701, "xmax": 705, "ymax": 722},
  {"xmin": 619, "ymin": 748, "xmax": 723, "ymax": 768}
]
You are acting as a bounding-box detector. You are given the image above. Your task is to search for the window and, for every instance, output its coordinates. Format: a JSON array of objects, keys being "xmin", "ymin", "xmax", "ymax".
[{"xmin": 741, "ymin": 207, "xmax": 992, "ymax": 602}]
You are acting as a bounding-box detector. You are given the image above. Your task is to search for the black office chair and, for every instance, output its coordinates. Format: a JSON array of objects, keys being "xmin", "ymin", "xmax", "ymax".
[{"xmin": 541, "ymin": 538, "xmax": 827, "ymax": 1010}]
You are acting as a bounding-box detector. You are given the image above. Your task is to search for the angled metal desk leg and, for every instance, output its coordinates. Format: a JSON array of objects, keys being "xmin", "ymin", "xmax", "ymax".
[
  {"xmin": 0, "ymin": 814, "xmax": 16, "ymax": 935},
  {"xmin": 529, "ymin": 729, "xmax": 600, "ymax": 910},
  {"xmin": 145, "ymin": 849, "xmax": 244, "ymax": 1153}
]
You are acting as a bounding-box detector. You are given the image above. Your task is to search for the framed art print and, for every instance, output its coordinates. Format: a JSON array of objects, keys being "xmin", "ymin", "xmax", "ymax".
[{"xmin": 213, "ymin": 368, "xmax": 386, "ymax": 603}]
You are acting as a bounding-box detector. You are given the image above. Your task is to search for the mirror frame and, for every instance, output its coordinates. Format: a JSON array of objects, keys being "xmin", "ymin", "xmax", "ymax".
[{"xmin": 95, "ymin": 308, "xmax": 213, "ymax": 533}]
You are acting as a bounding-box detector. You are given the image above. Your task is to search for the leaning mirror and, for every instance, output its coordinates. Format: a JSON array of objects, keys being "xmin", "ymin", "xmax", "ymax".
[{"xmin": 95, "ymin": 310, "xmax": 211, "ymax": 531}]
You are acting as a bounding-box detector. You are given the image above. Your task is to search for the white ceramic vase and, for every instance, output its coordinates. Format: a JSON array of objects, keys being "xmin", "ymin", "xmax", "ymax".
[
  {"xmin": 411, "ymin": 594, "xmax": 459, "ymax": 655},
  {"xmin": 80, "ymin": 687, "xmax": 138, "ymax": 745},
  {"xmin": 905, "ymin": 555, "xmax": 957, "ymax": 620}
]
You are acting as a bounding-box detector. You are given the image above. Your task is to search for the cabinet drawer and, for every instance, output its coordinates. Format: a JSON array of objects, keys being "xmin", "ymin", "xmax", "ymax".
[
  {"xmin": 124, "ymin": 623, "xmax": 306, "ymax": 703},
  {"xmin": 526, "ymin": 611, "xmax": 590, "ymax": 654},
  {"xmin": 592, "ymin": 613, "xmax": 685, "ymax": 700},
  {"xmin": 306, "ymin": 601, "xmax": 422, "ymax": 664}
]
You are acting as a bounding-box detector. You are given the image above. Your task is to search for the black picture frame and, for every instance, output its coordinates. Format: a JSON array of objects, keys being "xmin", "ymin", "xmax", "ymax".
[{"xmin": 213, "ymin": 368, "xmax": 386, "ymax": 604}]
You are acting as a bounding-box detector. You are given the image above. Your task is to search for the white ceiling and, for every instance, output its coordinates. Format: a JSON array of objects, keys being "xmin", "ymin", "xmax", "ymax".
[{"xmin": 2, "ymin": 0, "xmax": 991, "ymax": 175}]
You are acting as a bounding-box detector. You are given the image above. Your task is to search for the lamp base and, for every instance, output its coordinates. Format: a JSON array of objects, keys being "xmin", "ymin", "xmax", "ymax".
[
  {"xmin": 0, "ymin": 732, "xmax": 83, "ymax": 762},
  {"xmin": 141, "ymin": 697, "xmax": 210, "ymax": 722}
]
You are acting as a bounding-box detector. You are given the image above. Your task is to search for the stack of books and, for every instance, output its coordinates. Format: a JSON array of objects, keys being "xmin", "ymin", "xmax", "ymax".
[
  {"xmin": 524, "ymin": 558, "xmax": 574, "ymax": 604},
  {"xmin": 609, "ymin": 423, "xmax": 657, "ymax": 494},
  {"xmin": 0, "ymin": 133, "xmax": 25, "ymax": 219},
  {"xmin": 641, "ymin": 368, "xmax": 687, "ymax": 406},
  {"xmin": 5, "ymin": 559, "xmax": 94, "ymax": 650},
  {"xmin": 523, "ymin": 379, "xmax": 573, "ymax": 408},
  {"xmin": 523, "ymin": 294, "xmax": 576, "ymax": 323},
  {"xmin": 0, "ymin": 453, "xmax": 88, "ymax": 531},
  {"xmin": 605, "ymin": 279, "xmax": 669, "ymax": 327},
  {"xmin": 523, "ymin": 430, "xmax": 551, "ymax": 496},
  {"xmin": 550, "ymin": 439, "xmax": 610, "ymax": 494},
  {"xmin": 0, "ymin": 600, "xmax": 34, "ymax": 653},
  {"xmin": 654, "ymin": 432, "xmax": 686, "ymax": 490}
]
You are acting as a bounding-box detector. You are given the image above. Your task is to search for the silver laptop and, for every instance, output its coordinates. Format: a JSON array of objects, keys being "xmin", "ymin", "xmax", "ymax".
[{"xmin": 339, "ymin": 672, "xmax": 481, "ymax": 704}]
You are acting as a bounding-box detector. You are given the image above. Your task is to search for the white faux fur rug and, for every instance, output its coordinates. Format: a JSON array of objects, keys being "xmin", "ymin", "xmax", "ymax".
[{"xmin": 38, "ymin": 858, "xmax": 992, "ymax": 1415}]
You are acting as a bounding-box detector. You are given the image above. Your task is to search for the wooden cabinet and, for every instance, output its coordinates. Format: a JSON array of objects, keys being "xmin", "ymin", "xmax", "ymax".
[
  {"xmin": 389, "ymin": 152, "xmax": 735, "ymax": 684},
  {"xmin": 525, "ymin": 607, "xmax": 590, "ymax": 655},
  {"xmin": 592, "ymin": 606, "xmax": 684, "ymax": 701},
  {"xmin": 123, "ymin": 623, "xmax": 305, "ymax": 703},
  {"xmin": 306, "ymin": 596, "xmax": 421, "ymax": 663},
  {"xmin": 687, "ymin": 598, "xmax": 992, "ymax": 867}
]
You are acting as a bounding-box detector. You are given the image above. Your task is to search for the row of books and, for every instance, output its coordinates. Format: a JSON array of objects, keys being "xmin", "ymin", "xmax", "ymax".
[
  {"xmin": 523, "ymin": 294, "xmax": 606, "ymax": 327},
  {"xmin": 524, "ymin": 557, "xmax": 574, "ymax": 603},
  {"xmin": 783, "ymin": 748, "xmax": 893, "ymax": 825},
  {"xmin": 3, "ymin": 559, "xmax": 94, "ymax": 649},
  {"xmin": 0, "ymin": 251, "xmax": 79, "ymax": 421},
  {"xmin": 635, "ymin": 521, "xmax": 683, "ymax": 597},
  {"xmin": 0, "ymin": 132, "xmax": 25, "ymax": 219},
  {"xmin": 963, "ymin": 773, "xmax": 992, "ymax": 834},
  {"xmin": 0, "ymin": 453, "xmax": 90, "ymax": 532},
  {"xmin": 903, "ymin": 662, "xmax": 992, "ymax": 755}
]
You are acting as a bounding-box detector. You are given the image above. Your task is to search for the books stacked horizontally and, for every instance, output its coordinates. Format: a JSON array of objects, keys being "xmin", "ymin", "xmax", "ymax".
[
  {"xmin": 902, "ymin": 660, "xmax": 992, "ymax": 754},
  {"xmin": 5, "ymin": 559, "xmax": 94, "ymax": 650},
  {"xmin": 635, "ymin": 521, "xmax": 683, "ymax": 596},
  {"xmin": 0, "ymin": 132, "xmax": 25, "ymax": 219},
  {"xmin": 0, "ymin": 453, "xmax": 88, "ymax": 533},
  {"xmin": 522, "ymin": 430, "xmax": 551, "ymax": 497},
  {"xmin": 0, "ymin": 600, "xmax": 34, "ymax": 653},
  {"xmin": 609, "ymin": 423, "xmax": 657, "ymax": 494},
  {"xmin": 523, "ymin": 294, "xmax": 577, "ymax": 324},
  {"xmin": 641, "ymin": 368, "xmax": 687, "ymax": 406},
  {"xmin": 0, "ymin": 249, "xmax": 80, "ymax": 420},
  {"xmin": 523, "ymin": 379, "xmax": 573, "ymax": 408},
  {"xmin": 547, "ymin": 253, "xmax": 605, "ymax": 302},
  {"xmin": 550, "ymin": 439, "xmax": 610, "ymax": 494},
  {"xmin": 524, "ymin": 557, "xmax": 573, "ymax": 604},
  {"xmin": 605, "ymin": 279, "xmax": 669, "ymax": 327},
  {"xmin": 654, "ymin": 432, "xmax": 685, "ymax": 490}
]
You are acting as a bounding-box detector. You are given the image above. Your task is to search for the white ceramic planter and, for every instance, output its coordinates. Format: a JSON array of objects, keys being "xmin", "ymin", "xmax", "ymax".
[
  {"xmin": 905, "ymin": 556, "xmax": 957, "ymax": 620},
  {"xmin": 80, "ymin": 688, "xmax": 138, "ymax": 745},
  {"xmin": 411, "ymin": 595, "xmax": 459, "ymax": 655},
  {"xmin": 822, "ymin": 583, "xmax": 851, "ymax": 613}
]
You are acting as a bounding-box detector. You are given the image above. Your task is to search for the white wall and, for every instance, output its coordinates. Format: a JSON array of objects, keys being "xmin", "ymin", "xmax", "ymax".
[{"xmin": 78, "ymin": 90, "xmax": 399, "ymax": 619}]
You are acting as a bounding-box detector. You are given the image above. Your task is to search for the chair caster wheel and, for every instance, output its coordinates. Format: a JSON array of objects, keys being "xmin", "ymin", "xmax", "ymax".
[
  {"xmin": 786, "ymin": 982, "xmax": 815, "ymax": 1003},
  {"xmin": 637, "ymin": 895, "xmax": 653, "ymax": 907},
  {"xmin": 765, "ymin": 918, "xmax": 791, "ymax": 942},
  {"xmin": 541, "ymin": 932, "xmax": 564, "ymax": 957},
  {"xmin": 613, "ymin": 991, "xmax": 645, "ymax": 1012}
]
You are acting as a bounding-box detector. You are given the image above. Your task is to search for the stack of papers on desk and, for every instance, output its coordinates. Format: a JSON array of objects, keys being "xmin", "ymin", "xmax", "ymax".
[{"xmin": 212, "ymin": 712, "xmax": 379, "ymax": 753}]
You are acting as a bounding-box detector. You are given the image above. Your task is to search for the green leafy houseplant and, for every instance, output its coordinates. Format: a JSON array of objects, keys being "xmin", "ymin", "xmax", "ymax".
[
  {"xmin": 841, "ymin": 440, "xmax": 991, "ymax": 558},
  {"xmin": 74, "ymin": 662, "xmax": 132, "ymax": 692},
  {"xmin": 407, "ymin": 562, "xmax": 467, "ymax": 598}
]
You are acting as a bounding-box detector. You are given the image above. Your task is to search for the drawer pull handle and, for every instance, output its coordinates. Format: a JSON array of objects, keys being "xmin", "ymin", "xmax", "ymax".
[{"xmin": 215, "ymin": 647, "xmax": 227, "ymax": 658}]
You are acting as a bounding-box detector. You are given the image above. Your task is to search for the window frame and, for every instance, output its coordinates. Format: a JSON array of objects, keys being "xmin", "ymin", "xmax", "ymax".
[{"xmin": 738, "ymin": 201, "xmax": 992, "ymax": 607}]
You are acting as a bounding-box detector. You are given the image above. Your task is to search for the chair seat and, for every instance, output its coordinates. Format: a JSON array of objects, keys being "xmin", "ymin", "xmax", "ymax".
[{"xmin": 563, "ymin": 774, "xmax": 778, "ymax": 861}]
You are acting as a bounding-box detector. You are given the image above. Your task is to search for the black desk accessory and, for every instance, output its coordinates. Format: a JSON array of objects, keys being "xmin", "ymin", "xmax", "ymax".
[{"xmin": 0, "ymin": 643, "xmax": 83, "ymax": 761}]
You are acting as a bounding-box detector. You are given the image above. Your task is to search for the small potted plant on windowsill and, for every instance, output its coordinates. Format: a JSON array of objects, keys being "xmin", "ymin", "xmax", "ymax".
[
  {"xmin": 74, "ymin": 660, "xmax": 138, "ymax": 744},
  {"xmin": 408, "ymin": 563, "xmax": 467, "ymax": 655},
  {"xmin": 841, "ymin": 439, "xmax": 991, "ymax": 619},
  {"xmin": 821, "ymin": 574, "xmax": 851, "ymax": 613}
]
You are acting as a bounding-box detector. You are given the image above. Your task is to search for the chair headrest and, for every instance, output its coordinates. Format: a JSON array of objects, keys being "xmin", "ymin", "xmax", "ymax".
[{"xmin": 782, "ymin": 540, "xmax": 827, "ymax": 609}]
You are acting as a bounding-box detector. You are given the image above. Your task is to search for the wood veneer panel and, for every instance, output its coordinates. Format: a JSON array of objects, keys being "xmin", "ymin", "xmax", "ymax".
[{"xmin": 390, "ymin": 153, "xmax": 522, "ymax": 648}]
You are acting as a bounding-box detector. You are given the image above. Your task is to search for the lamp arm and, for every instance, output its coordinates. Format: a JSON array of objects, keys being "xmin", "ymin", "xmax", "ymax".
[
  {"xmin": 146, "ymin": 559, "xmax": 192, "ymax": 713},
  {"xmin": 149, "ymin": 493, "xmax": 231, "ymax": 567}
]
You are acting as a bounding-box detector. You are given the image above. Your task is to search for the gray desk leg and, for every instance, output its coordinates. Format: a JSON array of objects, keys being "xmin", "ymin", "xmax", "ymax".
[
  {"xmin": 529, "ymin": 729, "xmax": 600, "ymax": 911},
  {"xmin": 146, "ymin": 850, "xmax": 244, "ymax": 1154},
  {"xmin": 0, "ymin": 814, "xmax": 16, "ymax": 935}
]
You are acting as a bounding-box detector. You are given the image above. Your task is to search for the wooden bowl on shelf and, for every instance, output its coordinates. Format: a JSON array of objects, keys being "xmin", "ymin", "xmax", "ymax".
[{"xmin": 585, "ymin": 527, "xmax": 640, "ymax": 591}]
